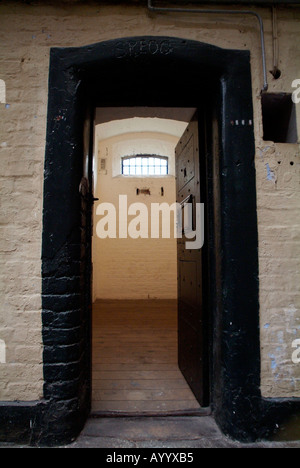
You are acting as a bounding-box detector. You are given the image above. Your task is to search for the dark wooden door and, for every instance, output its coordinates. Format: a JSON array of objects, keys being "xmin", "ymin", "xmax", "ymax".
[{"xmin": 176, "ymin": 111, "xmax": 205, "ymax": 406}]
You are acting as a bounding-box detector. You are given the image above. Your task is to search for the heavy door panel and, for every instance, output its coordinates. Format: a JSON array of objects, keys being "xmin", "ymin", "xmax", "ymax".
[{"xmin": 176, "ymin": 112, "xmax": 204, "ymax": 405}]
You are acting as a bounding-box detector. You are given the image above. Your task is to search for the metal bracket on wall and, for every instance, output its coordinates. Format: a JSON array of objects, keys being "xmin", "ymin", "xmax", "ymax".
[{"xmin": 147, "ymin": 0, "xmax": 268, "ymax": 93}]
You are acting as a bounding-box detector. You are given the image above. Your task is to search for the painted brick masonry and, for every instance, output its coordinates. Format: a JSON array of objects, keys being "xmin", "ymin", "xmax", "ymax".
[{"xmin": 0, "ymin": 1, "xmax": 299, "ymax": 401}]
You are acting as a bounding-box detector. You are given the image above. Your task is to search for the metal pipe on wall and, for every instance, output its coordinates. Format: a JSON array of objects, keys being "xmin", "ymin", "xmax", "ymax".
[
  {"xmin": 271, "ymin": 5, "xmax": 280, "ymax": 79},
  {"xmin": 147, "ymin": 0, "xmax": 268, "ymax": 93}
]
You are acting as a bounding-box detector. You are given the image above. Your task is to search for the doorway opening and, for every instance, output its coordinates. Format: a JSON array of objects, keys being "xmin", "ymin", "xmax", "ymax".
[
  {"xmin": 91, "ymin": 107, "xmax": 210, "ymax": 415},
  {"xmin": 40, "ymin": 37, "xmax": 276, "ymax": 444}
]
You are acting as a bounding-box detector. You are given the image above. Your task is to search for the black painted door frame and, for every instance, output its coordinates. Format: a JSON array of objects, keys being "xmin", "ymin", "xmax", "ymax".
[
  {"xmin": 1, "ymin": 36, "xmax": 299, "ymax": 446},
  {"xmin": 40, "ymin": 37, "xmax": 258, "ymax": 442}
]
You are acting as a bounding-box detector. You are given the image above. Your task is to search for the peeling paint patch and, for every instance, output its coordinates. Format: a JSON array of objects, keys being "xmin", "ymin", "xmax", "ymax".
[
  {"xmin": 277, "ymin": 331, "xmax": 284, "ymax": 344},
  {"xmin": 266, "ymin": 163, "xmax": 276, "ymax": 183},
  {"xmin": 258, "ymin": 145, "xmax": 272, "ymax": 160},
  {"xmin": 268, "ymin": 353, "xmax": 277, "ymax": 370},
  {"xmin": 283, "ymin": 304, "xmax": 298, "ymax": 334}
]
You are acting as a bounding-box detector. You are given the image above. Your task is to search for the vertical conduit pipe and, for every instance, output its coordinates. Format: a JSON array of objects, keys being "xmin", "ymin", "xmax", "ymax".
[
  {"xmin": 147, "ymin": 0, "xmax": 268, "ymax": 93},
  {"xmin": 271, "ymin": 5, "xmax": 280, "ymax": 79}
]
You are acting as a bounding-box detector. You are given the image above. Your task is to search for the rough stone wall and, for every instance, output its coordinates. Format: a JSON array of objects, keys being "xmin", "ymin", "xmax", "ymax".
[{"xmin": 0, "ymin": 1, "xmax": 299, "ymax": 400}]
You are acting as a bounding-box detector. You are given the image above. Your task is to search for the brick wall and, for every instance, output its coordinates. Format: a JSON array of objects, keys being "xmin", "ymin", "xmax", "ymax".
[{"xmin": 0, "ymin": 1, "xmax": 299, "ymax": 400}]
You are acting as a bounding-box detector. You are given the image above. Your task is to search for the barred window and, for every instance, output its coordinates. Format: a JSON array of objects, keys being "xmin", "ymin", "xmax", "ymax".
[{"xmin": 122, "ymin": 155, "xmax": 168, "ymax": 176}]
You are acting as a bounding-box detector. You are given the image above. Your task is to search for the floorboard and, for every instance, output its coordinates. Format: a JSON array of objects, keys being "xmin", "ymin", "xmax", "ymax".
[{"xmin": 92, "ymin": 299, "xmax": 201, "ymax": 413}]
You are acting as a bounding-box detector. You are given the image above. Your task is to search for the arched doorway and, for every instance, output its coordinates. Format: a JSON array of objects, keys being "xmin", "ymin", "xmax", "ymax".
[{"xmin": 41, "ymin": 36, "xmax": 263, "ymax": 444}]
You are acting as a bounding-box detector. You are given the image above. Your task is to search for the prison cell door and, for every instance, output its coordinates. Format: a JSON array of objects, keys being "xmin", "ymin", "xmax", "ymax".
[{"xmin": 176, "ymin": 111, "xmax": 205, "ymax": 406}]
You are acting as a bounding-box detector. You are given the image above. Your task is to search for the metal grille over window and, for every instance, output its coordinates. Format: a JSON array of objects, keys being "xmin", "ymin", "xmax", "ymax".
[{"xmin": 122, "ymin": 155, "xmax": 168, "ymax": 176}]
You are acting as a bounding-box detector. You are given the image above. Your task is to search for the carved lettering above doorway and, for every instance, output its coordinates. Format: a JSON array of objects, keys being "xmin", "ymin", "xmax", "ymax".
[{"xmin": 115, "ymin": 39, "xmax": 173, "ymax": 59}]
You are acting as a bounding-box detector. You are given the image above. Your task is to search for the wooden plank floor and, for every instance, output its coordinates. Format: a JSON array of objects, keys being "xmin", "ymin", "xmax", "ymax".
[{"xmin": 92, "ymin": 299, "xmax": 202, "ymax": 413}]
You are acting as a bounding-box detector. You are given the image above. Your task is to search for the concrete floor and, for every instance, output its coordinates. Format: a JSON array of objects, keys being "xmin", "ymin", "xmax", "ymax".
[
  {"xmin": 66, "ymin": 416, "xmax": 300, "ymax": 448},
  {"xmin": 1, "ymin": 415, "xmax": 299, "ymax": 448}
]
